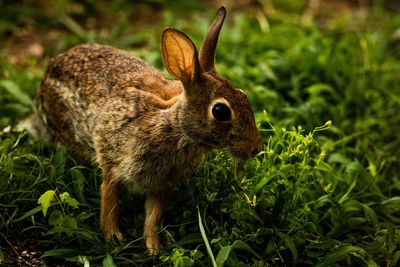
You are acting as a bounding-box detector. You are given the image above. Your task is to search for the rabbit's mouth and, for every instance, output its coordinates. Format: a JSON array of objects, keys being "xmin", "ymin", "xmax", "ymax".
[
  {"xmin": 222, "ymin": 147, "xmax": 252, "ymax": 161},
  {"xmin": 222, "ymin": 138, "xmax": 262, "ymax": 160}
]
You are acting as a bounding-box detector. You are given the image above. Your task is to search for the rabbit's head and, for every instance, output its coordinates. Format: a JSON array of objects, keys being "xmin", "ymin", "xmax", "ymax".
[{"xmin": 162, "ymin": 6, "xmax": 262, "ymax": 160}]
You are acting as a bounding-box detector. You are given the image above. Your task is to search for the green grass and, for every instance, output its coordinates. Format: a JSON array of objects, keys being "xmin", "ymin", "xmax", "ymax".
[{"xmin": 1, "ymin": 0, "xmax": 400, "ymax": 266}]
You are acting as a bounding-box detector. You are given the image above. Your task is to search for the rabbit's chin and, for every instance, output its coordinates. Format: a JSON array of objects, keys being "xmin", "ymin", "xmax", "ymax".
[{"xmin": 222, "ymin": 148, "xmax": 252, "ymax": 161}]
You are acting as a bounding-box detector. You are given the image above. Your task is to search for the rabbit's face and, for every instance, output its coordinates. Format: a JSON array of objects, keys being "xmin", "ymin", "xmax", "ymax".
[
  {"xmin": 162, "ymin": 7, "xmax": 262, "ymax": 159},
  {"xmin": 181, "ymin": 74, "xmax": 262, "ymax": 160}
]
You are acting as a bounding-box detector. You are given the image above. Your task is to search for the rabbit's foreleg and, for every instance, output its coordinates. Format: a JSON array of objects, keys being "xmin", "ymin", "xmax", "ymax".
[{"xmin": 144, "ymin": 193, "xmax": 167, "ymax": 254}]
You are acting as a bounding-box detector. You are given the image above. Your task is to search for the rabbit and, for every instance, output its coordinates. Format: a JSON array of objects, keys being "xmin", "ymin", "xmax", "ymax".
[{"xmin": 32, "ymin": 6, "xmax": 262, "ymax": 254}]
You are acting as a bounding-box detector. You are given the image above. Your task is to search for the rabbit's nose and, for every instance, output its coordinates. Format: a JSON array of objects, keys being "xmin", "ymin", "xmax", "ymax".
[{"xmin": 251, "ymin": 138, "xmax": 263, "ymax": 156}]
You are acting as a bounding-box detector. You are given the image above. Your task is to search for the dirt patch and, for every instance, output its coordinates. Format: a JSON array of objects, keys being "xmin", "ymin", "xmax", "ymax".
[{"xmin": 1, "ymin": 232, "xmax": 44, "ymax": 266}]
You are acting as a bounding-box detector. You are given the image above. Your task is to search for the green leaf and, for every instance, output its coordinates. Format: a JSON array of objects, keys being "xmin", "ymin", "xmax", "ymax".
[
  {"xmin": 338, "ymin": 178, "xmax": 357, "ymax": 204},
  {"xmin": 77, "ymin": 256, "xmax": 90, "ymax": 266},
  {"xmin": 59, "ymin": 15, "xmax": 94, "ymax": 43},
  {"xmin": 381, "ymin": 197, "xmax": 400, "ymax": 208},
  {"xmin": 315, "ymin": 246, "xmax": 378, "ymax": 267},
  {"xmin": 197, "ymin": 207, "xmax": 217, "ymax": 267},
  {"xmin": 0, "ymin": 79, "xmax": 32, "ymax": 105},
  {"xmin": 38, "ymin": 190, "xmax": 56, "ymax": 217},
  {"xmin": 41, "ymin": 248, "xmax": 82, "ymax": 259},
  {"xmin": 307, "ymin": 239, "xmax": 341, "ymax": 249},
  {"xmin": 276, "ymin": 232, "xmax": 298, "ymax": 265},
  {"xmin": 392, "ymin": 251, "xmax": 400, "ymax": 266},
  {"xmin": 306, "ymin": 83, "xmax": 338, "ymax": 99},
  {"xmin": 216, "ymin": 240, "xmax": 261, "ymax": 267},
  {"xmin": 102, "ymin": 254, "xmax": 117, "ymax": 267},
  {"xmin": 48, "ymin": 210, "xmax": 64, "ymax": 226},
  {"xmin": 53, "ymin": 147, "xmax": 67, "ymax": 177},
  {"xmin": 62, "ymin": 215, "xmax": 78, "ymax": 228},
  {"xmin": 59, "ymin": 192, "xmax": 79, "ymax": 208},
  {"xmin": 70, "ymin": 167, "xmax": 87, "ymax": 203},
  {"xmin": 15, "ymin": 206, "xmax": 43, "ymax": 221},
  {"xmin": 231, "ymin": 240, "xmax": 261, "ymax": 259},
  {"xmin": 216, "ymin": 245, "xmax": 232, "ymax": 267},
  {"xmin": 360, "ymin": 203, "xmax": 378, "ymax": 227}
]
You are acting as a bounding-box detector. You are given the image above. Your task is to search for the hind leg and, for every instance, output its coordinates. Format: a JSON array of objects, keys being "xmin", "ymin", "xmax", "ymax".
[{"xmin": 100, "ymin": 165, "xmax": 123, "ymax": 241}]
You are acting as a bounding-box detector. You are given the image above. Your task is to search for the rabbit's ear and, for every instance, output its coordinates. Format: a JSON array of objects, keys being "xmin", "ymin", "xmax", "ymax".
[
  {"xmin": 162, "ymin": 28, "xmax": 201, "ymax": 83},
  {"xmin": 199, "ymin": 6, "xmax": 226, "ymax": 72}
]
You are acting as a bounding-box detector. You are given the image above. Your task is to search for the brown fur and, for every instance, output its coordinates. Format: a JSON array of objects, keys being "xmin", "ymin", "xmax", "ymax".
[
  {"xmin": 144, "ymin": 193, "xmax": 168, "ymax": 254},
  {"xmin": 33, "ymin": 6, "xmax": 262, "ymax": 254},
  {"xmin": 100, "ymin": 166, "xmax": 123, "ymax": 241}
]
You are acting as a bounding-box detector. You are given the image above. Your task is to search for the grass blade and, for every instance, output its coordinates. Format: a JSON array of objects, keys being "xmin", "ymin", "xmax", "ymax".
[
  {"xmin": 315, "ymin": 246, "xmax": 378, "ymax": 267},
  {"xmin": 197, "ymin": 207, "xmax": 216, "ymax": 267},
  {"xmin": 0, "ymin": 80, "xmax": 32, "ymax": 106}
]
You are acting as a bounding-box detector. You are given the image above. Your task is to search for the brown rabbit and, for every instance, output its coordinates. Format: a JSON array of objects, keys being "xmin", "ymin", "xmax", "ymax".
[{"xmin": 33, "ymin": 6, "xmax": 262, "ymax": 254}]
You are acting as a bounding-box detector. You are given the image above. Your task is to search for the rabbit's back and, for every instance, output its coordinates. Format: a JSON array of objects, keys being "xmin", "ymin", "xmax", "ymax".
[
  {"xmin": 45, "ymin": 44, "xmax": 179, "ymax": 101},
  {"xmin": 37, "ymin": 44, "xmax": 183, "ymax": 163}
]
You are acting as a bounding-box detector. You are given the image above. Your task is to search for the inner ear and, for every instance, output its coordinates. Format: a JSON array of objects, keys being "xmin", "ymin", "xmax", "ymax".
[{"xmin": 161, "ymin": 28, "xmax": 201, "ymax": 83}]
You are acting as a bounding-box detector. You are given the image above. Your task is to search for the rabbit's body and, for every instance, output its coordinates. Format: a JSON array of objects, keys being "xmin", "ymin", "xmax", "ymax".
[
  {"xmin": 38, "ymin": 44, "xmax": 205, "ymax": 193},
  {"xmin": 34, "ymin": 7, "xmax": 262, "ymax": 254}
]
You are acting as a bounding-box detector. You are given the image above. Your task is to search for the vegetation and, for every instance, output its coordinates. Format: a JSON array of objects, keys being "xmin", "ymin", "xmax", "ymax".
[{"xmin": 1, "ymin": 0, "xmax": 399, "ymax": 266}]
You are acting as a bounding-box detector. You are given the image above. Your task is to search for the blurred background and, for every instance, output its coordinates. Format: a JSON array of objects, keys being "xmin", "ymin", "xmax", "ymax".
[{"xmin": 1, "ymin": 0, "xmax": 400, "ymax": 67}]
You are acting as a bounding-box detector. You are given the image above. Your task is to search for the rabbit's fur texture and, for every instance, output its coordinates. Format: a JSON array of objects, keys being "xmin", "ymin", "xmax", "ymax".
[{"xmin": 33, "ymin": 6, "xmax": 262, "ymax": 254}]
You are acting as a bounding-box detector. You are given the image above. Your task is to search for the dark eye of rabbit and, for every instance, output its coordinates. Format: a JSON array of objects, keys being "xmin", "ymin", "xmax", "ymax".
[{"xmin": 212, "ymin": 103, "xmax": 231, "ymax": 122}]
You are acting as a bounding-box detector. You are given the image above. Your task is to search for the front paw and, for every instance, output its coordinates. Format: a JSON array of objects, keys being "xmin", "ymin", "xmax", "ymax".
[
  {"xmin": 146, "ymin": 236, "xmax": 162, "ymax": 255},
  {"xmin": 104, "ymin": 227, "xmax": 124, "ymax": 242}
]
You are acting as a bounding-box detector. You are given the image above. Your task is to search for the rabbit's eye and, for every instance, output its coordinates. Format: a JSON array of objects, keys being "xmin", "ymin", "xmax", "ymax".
[{"xmin": 212, "ymin": 103, "xmax": 231, "ymax": 122}]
